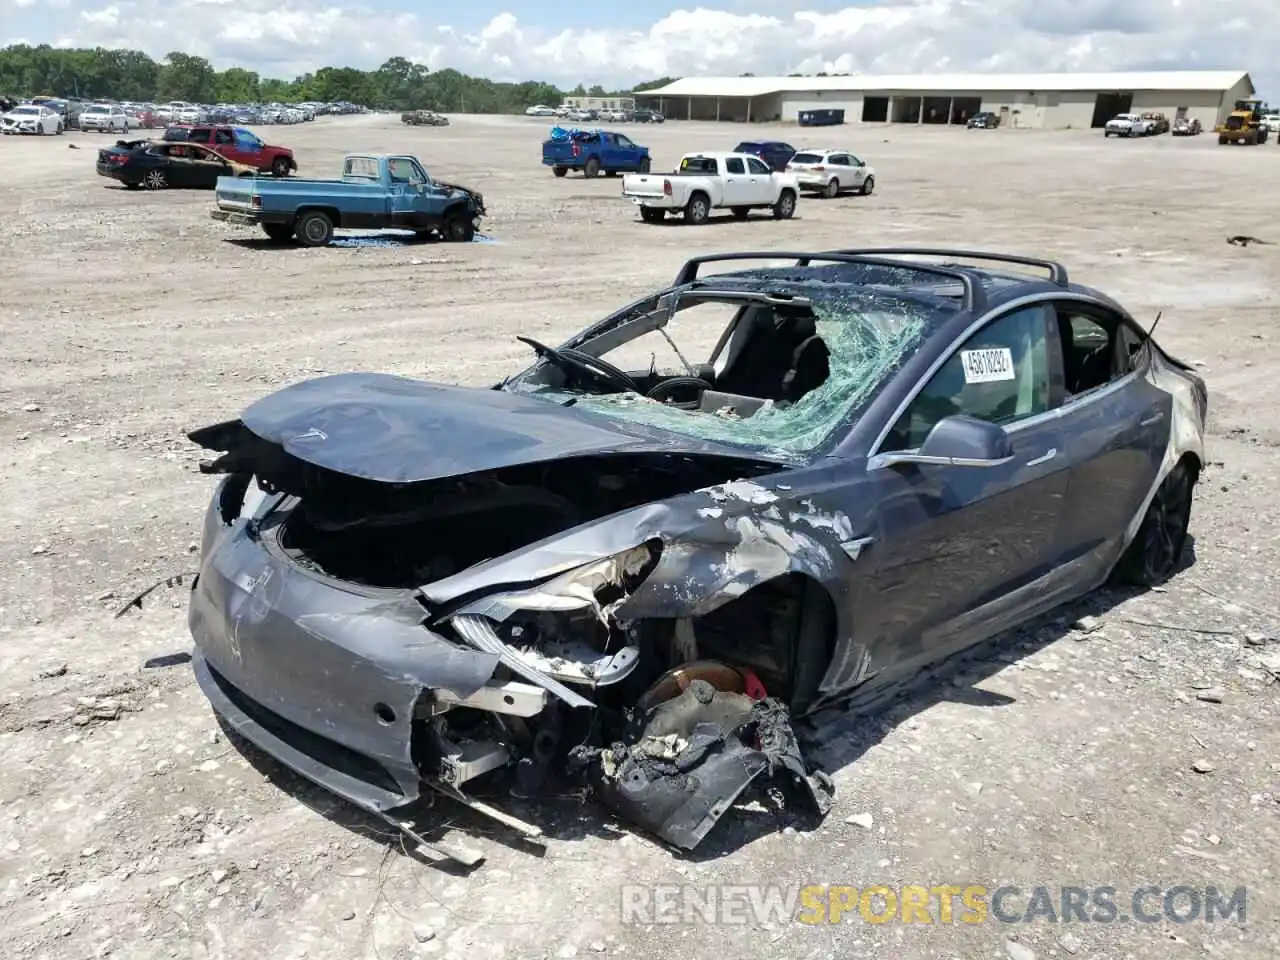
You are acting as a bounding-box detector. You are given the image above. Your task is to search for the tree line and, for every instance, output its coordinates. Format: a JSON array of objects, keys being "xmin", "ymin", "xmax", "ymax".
[{"xmin": 0, "ymin": 44, "xmax": 677, "ymax": 113}]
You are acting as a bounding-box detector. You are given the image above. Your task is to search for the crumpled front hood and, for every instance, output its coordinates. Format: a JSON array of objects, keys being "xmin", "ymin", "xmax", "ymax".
[{"xmin": 189, "ymin": 371, "xmax": 787, "ymax": 485}]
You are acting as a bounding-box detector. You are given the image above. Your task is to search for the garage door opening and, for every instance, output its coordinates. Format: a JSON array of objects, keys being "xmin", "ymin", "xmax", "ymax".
[
  {"xmin": 892, "ymin": 97, "xmax": 921, "ymax": 123},
  {"xmin": 862, "ymin": 96, "xmax": 889, "ymax": 123},
  {"xmin": 1091, "ymin": 92, "xmax": 1133, "ymax": 128},
  {"xmin": 951, "ymin": 96, "xmax": 982, "ymax": 124},
  {"xmin": 922, "ymin": 97, "xmax": 951, "ymax": 124}
]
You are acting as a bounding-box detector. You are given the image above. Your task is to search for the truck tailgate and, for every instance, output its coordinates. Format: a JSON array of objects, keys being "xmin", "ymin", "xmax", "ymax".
[
  {"xmin": 621, "ymin": 173, "xmax": 668, "ymax": 198},
  {"xmin": 214, "ymin": 176, "xmax": 258, "ymax": 210},
  {"xmin": 543, "ymin": 141, "xmax": 581, "ymax": 164}
]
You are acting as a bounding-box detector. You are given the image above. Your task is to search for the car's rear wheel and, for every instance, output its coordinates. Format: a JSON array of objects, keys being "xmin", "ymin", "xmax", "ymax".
[
  {"xmin": 262, "ymin": 222, "xmax": 293, "ymax": 243},
  {"xmin": 638, "ymin": 157, "xmax": 651, "ymax": 174},
  {"xmin": 684, "ymin": 193, "xmax": 710, "ymax": 225},
  {"xmin": 1113, "ymin": 460, "xmax": 1197, "ymax": 586},
  {"xmin": 639, "ymin": 206, "xmax": 665, "ymax": 224},
  {"xmin": 144, "ymin": 169, "xmax": 167, "ymax": 190},
  {"xmin": 295, "ymin": 210, "xmax": 334, "ymax": 247},
  {"xmin": 553, "ymin": 165, "xmax": 567, "ymax": 178},
  {"xmin": 583, "ymin": 157, "xmax": 600, "ymax": 178}
]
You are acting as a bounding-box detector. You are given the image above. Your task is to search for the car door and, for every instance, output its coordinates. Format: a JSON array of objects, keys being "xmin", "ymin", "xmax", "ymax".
[
  {"xmin": 744, "ymin": 156, "xmax": 775, "ymax": 203},
  {"xmin": 188, "ymin": 146, "xmax": 230, "ymax": 188},
  {"xmin": 721, "ymin": 157, "xmax": 752, "ymax": 205},
  {"xmin": 161, "ymin": 145, "xmax": 198, "ymax": 187},
  {"xmin": 1045, "ymin": 301, "xmax": 1171, "ymax": 580},
  {"xmin": 385, "ymin": 157, "xmax": 428, "ymax": 228},
  {"xmin": 840, "ymin": 154, "xmax": 868, "ymax": 188},
  {"xmin": 851, "ymin": 301, "xmax": 1071, "ymax": 676},
  {"xmin": 825, "ymin": 154, "xmax": 852, "ymax": 190},
  {"xmin": 211, "ymin": 128, "xmax": 239, "ymax": 163},
  {"xmin": 613, "ymin": 133, "xmax": 637, "ymax": 167}
]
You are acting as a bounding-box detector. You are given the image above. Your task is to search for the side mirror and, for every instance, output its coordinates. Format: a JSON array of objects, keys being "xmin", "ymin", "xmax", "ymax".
[{"xmin": 871, "ymin": 415, "xmax": 1015, "ymax": 469}]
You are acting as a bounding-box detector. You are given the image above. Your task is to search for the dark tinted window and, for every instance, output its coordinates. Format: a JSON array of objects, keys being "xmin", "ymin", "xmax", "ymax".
[
  {"xmin": 725, "ymin": 157, "xmax": 745, "ymax": 174},
  {"xmin": 884, "ymin": 304, "xmax": 1053, "ymax": 450},
  {"xmin": 733, "ymin": 142, "xmax": 762, "ymax": 153},
  {"xmin": 745, "ymin": 157, "xmax": 771, "ymax": 175}
]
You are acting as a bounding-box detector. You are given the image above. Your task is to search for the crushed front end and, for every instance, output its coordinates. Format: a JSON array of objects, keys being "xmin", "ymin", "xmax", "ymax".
[{"xmin": 185, "ymin": 402, "xmax": 834, "ymax": 852}]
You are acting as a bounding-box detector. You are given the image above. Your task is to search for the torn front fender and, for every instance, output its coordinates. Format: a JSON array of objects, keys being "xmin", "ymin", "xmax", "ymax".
[{"xmin": 421, "ymin": 476, "xmax": 856, "ymax": 624}]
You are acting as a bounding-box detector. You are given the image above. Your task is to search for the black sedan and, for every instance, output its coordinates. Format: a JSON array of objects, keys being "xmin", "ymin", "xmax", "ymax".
[
  {"xmin": 180, "ymin": 247, "xmax": 1206, "ymax": 857},
  {"xmin": 96, "ymin": 139, "xmax": 256, "ymax": 190}
]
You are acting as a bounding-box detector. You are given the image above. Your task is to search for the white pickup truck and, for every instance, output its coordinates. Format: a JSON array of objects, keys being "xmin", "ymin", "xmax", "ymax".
[
  {"xmin": 1104, "ymin": 113, "xmax": 1151, "ymax": 137},
  {"xmin": 621, "ymin": 151, "xmax": 799, "ymax": 225}
]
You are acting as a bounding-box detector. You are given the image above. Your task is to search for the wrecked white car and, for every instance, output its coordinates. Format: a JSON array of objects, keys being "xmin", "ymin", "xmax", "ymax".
[{"xmin": 184, "ymin": 247, "xmax": 1206, "ymax": 858}]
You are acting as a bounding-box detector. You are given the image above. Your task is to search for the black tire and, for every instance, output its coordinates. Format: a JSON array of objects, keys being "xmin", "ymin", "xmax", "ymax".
[
  {"xmin": 731, "ymin": 206, "xmax": 749, "ymax": 220},
  {"xmin": 445, "ymin": 216, "xmax": 475, "ymax": 243},
  {"xmin": 1112, "ymin": 460, "xmax": 1197, "ymax": 586},
  {"xmin": 860, "ymin": 176, "xmax": 875, "ymax": 196},
  {"xmin": 684, "ymin": 192, "xmax": 710, "ymax": 225},
  {"xmin": 553, "ymin": 166, "xmax": 567, "ymax": 178},
  {"xmin": 583, "ymin": 156, "xmax": 600, "ymax": 178},
  {"xmin": 639, "ymin": 206, "xmax": 665, "ymax": 224},
  {"xmin": 824, "ymin": 178, "xmax": 840, "ymax": 199},
  {"xmin": 295, "ymin": 210, "xmax": 334, "ymax": 247},
  {"xmin": 271, "ymin": 157, "xmax": 291, "ymax": 177},
  {"xmin": 638, "ymin": 157, "xmax": 651, "ymax": 174},
  {"xmin": 772, "ymin": 189, "xmax": 796, "ymax": 219},
  {"xmin": 262, "ymin": 222, "xmax": 293, "ymax": 243},
  {"xmin": 143, "ymin": 169, "xmax": 167, "ymax": 190}
]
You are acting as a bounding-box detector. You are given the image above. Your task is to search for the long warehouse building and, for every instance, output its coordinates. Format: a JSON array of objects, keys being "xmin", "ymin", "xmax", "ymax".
[{"xmin": 635, "ymin": 71, "xmax": 1256, "ymax": 129}]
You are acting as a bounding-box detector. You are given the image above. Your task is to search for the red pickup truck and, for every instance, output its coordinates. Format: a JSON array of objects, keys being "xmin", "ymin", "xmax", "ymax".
[{"xmin": 162, "ymin": 124, "xmax": 297, "ymax": 176}]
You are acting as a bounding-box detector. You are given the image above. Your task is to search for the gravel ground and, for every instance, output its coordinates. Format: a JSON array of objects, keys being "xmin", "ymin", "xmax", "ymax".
[{"xmin": 0, "ymin": 113, "xmax": 1278, "ymax": 960}]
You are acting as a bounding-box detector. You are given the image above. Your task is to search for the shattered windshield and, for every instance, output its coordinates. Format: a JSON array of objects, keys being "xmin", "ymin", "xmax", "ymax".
[{"xmin": 508, "ymin": 265, "xmax": 948, "ymax": 458}]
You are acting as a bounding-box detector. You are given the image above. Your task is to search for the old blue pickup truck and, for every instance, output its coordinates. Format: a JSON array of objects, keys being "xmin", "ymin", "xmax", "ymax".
[{"xmin": 209, "ymin": 153, "xmax": 486, "ymax": 247}]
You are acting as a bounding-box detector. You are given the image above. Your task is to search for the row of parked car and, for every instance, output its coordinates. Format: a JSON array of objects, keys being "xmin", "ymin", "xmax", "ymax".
[
  {"xmin": 525, "ymin": 104, "xmax": 665, "ymax": 123},
  {"xmin": 0, "ymin": 95, "xmax": 366, "ymax": 136},
  {"xmin": 536, "ymin": 128, "xmax": 875, "ymax": 225}
]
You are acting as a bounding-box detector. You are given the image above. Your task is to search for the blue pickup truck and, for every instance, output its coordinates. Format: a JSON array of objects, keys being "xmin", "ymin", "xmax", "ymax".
[
  {"xmin": 541, "ymin": 129, "xmax": 651, "ymax": 178},
  {"xmin": 209, "ymin": 153, "xmax": 486, "ymax": 247}
]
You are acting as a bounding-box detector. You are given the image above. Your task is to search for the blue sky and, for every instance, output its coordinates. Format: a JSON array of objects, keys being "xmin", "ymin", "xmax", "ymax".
[{"xmin": 0, "ymin": 0, "xmax": 1269, "ymax": 92}]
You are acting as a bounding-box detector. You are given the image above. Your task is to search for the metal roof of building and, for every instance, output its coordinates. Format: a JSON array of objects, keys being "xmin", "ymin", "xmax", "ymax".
[{"xmin": 640, "ymin": 71, "xmax": 1253, "ymax": 99}]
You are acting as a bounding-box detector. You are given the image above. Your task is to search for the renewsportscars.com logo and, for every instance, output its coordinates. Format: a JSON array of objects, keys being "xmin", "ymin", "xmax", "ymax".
[{"xmin": 619, "ymin": 884, "xmax": 1248, "ymax": 926}]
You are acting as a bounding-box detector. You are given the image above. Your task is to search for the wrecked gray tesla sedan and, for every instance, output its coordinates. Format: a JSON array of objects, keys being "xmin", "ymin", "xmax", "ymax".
[{"xmin": 186, "ymin": 248, "xmax": 1207, "ymax": 853}]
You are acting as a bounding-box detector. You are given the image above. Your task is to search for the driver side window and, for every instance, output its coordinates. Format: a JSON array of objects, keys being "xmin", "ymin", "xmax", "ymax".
[
  {"xmin": 746, "ymin": 157, "xmax": 771, "ymax": 175},
  {"xmin": 884, "ymin": 304, "xmax": 1054, "ymax": 451}
]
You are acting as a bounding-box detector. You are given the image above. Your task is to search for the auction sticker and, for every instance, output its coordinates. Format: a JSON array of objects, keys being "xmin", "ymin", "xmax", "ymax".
[{"xmin": 960, "ymin": 347, "xmax": 1015, "ymax": 383}]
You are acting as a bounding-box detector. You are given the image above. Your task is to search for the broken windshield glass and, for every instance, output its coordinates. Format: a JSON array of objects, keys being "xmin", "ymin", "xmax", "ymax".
[{"xmin": 520, "ymin": 279, "xmax": 939, "ymax": 458}]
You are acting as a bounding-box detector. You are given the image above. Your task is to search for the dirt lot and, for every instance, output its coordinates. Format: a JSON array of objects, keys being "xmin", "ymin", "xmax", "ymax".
[{"xmin": 1, "ymin": 113, "xmax": 1279, "ymax": 960}]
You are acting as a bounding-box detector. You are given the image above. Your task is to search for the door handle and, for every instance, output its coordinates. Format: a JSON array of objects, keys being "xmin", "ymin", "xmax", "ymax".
[
  {"xmin": 1026, "ymin": 448, "xmax": 1057, "ymax": 467},
  {"xmin": 1140, "ymin": 412, "xmax": 1165, "ymax": 427}
]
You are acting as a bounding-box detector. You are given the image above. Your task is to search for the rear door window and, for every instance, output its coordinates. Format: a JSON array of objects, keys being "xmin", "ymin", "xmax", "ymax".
[{"xmin": 746, "ymin": 157, "xmax": 771, "ymax": 175}]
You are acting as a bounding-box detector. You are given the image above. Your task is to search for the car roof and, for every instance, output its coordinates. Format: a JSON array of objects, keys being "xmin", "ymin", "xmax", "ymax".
[{"xmin": 664, "ymin": 250, "xmax": 1125, "ymax": 325}]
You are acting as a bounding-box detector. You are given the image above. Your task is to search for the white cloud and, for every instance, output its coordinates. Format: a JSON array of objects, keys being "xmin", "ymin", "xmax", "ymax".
[{"xmin": 0, "ymin": 1, "xmax": 1270, "ymax": 90}]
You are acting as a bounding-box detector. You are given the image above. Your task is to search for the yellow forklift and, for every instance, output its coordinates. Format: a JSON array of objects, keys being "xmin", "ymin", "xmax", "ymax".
[{"xmin": 1217, "ymin": 99, "xmax": 1271, "ymax": 144}]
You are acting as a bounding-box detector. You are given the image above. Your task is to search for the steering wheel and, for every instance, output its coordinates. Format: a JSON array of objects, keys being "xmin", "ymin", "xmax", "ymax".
[
  {"xmin": 516, "ymin": 336, "xmax": 639, "ymax": 393},
  {"xmin": 646, "ymin": 376, "xmax": 713, "ymax": 410}
]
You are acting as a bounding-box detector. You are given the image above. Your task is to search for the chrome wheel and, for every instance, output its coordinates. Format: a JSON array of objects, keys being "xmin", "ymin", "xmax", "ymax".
[{"xmin": 144, "ymin": 170, "xmax": 167, "ymax": 190}]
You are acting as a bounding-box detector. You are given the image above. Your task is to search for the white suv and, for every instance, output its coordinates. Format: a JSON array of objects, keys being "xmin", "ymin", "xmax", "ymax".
[
  {"xmin": 80, "ymin": 104, "xmax": 130, "ymax": 134},
  {"xmin": 785, "ymin": 149, "xmax": 876, "ymax": 198}
]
